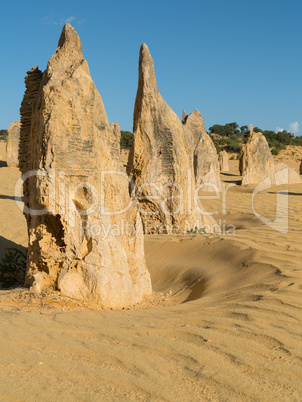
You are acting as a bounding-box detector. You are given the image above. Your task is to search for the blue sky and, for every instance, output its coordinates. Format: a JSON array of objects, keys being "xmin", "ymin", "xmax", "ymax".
[{"xmin": 1, "ymin": 0, "xmax": 301, "ymax": 134}]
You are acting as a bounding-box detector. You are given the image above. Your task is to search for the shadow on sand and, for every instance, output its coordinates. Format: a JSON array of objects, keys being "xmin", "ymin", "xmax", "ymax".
[
  {"xmin": 0, "ymin": 236, "xmax": 27, "ymax": 289},
  {"xmin": 268, "ymin": 191, "xmax": 302, "ymax": 196},
  {"xmin": 0, "ymin": 195, "xmax": 23, "ymax": 201},
  {"xmin": 221, "ymin": 172, "xmax": 240, "ymax": 177}
]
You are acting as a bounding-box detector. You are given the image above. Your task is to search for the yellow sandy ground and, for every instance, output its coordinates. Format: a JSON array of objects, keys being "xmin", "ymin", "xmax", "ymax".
[{"xmin": 0, "ymin": 142, "xmax": 301, "ymax": 401}]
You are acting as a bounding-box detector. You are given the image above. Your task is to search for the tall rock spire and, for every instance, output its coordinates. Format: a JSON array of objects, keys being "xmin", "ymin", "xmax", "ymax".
[
  {"xmin": 19, "ymin": 24, "xmax": 151, "ymax": 308},
  {"xmin": 128, "ymin": 43, "xmax": 219, "ymax": 234}
]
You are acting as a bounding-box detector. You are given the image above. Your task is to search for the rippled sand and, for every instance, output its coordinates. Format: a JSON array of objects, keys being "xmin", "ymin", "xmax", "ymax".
[{"xmin": 0, "ymin": 142, "xmax": 301, "ymax": 400}]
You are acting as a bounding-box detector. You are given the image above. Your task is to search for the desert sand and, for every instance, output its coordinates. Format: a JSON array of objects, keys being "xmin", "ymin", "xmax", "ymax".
[{"xmin": 0, "ymin": 141, "xmax": 301, "ymax": 400}]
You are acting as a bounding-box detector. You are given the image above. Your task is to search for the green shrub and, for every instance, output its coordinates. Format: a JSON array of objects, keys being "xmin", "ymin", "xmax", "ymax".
[
  {"xmin": 226, "ymin": 138, "xmax": 242, "ymax": 153},
  {"xmin": 188, "ymin": 226, "xmax": 205, "ymax": 235},
  {"xmin": 120, "ymin": 131, "xmax": 133, "ymax": 148},
  {"xmin": 0, "ymin": 129, "xmax": 7, "ymax": 141},
  {"xmin": 208, "ymin": 122, "xmax": 302, "ymax": 154},
  {"xmin": 0, "ymin": 248, "xmax": 27, "ymax": 288},
  {"xmin": 271, "ymin": 148, "xmax": 280, "ymax": 156}
]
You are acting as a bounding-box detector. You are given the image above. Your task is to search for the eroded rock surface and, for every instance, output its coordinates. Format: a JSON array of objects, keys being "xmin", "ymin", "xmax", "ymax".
[
  {"xmin": 127, "ymin": 44, "xmax": 218, "ymax": 234},
  {"xmin": 239, "ymin": 125, "xmax": 275, "ymax": 185},
  {"xmin": 6, "ymin": 120, "xmax": 20, "ymax": 167},
  {"xmin": 109, "ymin": 121, "xmax": 121, "ymax": 162},
  {"xmin": 218, "ymin": 150, "xmax": 229, "ymax": 172},
  {"xmin": 19, "ymin": 24, "xmax": 151, "ymax": 308}
]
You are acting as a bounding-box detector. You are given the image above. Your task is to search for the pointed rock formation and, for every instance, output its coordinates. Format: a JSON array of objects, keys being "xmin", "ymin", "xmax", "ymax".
[
  {"xmin": 127, "ymin": 44, "xmax": 218, "ymax": 234},
  {"xmin": 19, "ymin": 24, "xmax": 151, "ymax": 308},
  {"xmin": 182, "ymin": 109, "xmax": 221, "ymax": 191},
  {"xmin": 218, "ymin": 150, "xmax": 229, "ymax": 172},
  {"xmin": 182, "ymin": 109, "xmax": 188, "ymax": 123},
  {"xmin": 6, "ymin": 120, "xmax": 20, "ymax": 167},
  {"xmin": 239, "ymin": 126, "xmax": 275, "ymax": 185}
]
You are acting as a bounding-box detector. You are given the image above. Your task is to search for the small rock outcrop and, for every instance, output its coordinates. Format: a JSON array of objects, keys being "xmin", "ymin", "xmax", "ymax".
[
  {"xmin": 127, "ymin": 44, "xmax": 218, "ymax": 234},
  {"xmin": 183, "ymin": 109, "xmax": 221, "ymax": 191},
  {"xmin": 239, "ymin": 125, "xmax": 275, "ymax": 185},
  {"xmin": 218, "ymin": 150, "xmax": 229, "ymax": 172},
  {"xmin": 19, "ymin": 24, "xmax": 151, "ymax": 308},
  {"xmin": 6, "ymin": 120, "xmax": 20, "ymax": 167},
  {"xmin": 182, "ymin": 109, "xmax": 188, "ymax": 122}
]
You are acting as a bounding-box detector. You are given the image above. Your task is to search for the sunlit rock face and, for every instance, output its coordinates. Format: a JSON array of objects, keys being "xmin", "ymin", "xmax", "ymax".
[
  {"xmin": 239, "ymin": 125, "xmax": 275, "ymax": 185},
  {"xmin": 19, "ymin": 24, "xmax": 151, "ymax": 308},
  {"xmin": 183, "ymin": 109, "xmax": 222, "ymax": 192},
  {"xmin": 218, "ymin": 150, "xmax": 229, "ymax": 172},
  {"xmin": 127, "ymin": 44, "xmax": 218, "ymax": 234},
  {"xmin": 6, "ymin": 120, "xmax": 20, "ymax": 167}
]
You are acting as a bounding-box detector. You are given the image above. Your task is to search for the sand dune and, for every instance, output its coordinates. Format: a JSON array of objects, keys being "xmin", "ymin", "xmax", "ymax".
[{"xmin": 0, "ymin": 141, "xmax": 302, "ymax": 400}]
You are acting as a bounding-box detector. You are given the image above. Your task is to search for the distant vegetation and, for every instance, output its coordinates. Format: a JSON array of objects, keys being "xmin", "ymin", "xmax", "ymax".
[
  {"xmin": 208, "ymin": 122, "xmax": 246, "ymax": 154},
  {"xmin": 120, "ymin": 130, "xmax": 133, "ymax": 148},
  {"xmin": 208, "ymin": 122, "xmax": 302, "ymax": 156},
  {"xmin": 119, "ymin": 124, "xmax": 302, "ymax": 156},
  {"xmin": 0, "ymin": 129, "xmax": 7, "ymax": 141}
]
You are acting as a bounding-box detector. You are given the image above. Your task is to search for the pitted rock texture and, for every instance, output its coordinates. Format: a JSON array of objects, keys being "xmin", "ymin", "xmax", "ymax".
[
  {"xmin": 6, "ymin": 120, "xmax": 21, "ymax": 167},
  {"xmin": 109, "ymin": 121, "xmax": 121, "ymax": 163},
  {"xmin": 19, "ymin": 24, "xmax": 151, "ymax": 308},
  {"xmin": 127, "ymin": 44, "xmax": 218, "ymax": 234}
]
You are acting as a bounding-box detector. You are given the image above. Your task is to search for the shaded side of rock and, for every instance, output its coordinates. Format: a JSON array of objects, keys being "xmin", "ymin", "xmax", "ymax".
[
  {"xmin": 182, "ymin": 109, "xmax": 188, "ymax": 123},
  {"xmin": 19, "ymin": 24, "xmax": 151, "ymax": 308},
  {"xmin": 19, "ymin": 66, "xmax": 43, "ymax": 229}
]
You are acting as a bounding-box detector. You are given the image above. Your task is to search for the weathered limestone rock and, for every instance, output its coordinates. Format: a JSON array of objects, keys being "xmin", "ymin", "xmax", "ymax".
[
  {"xmin": 19, "ymin": 24, "xmax": 151, "ymax": 308},
  {"xmin": 300, "ymin": 159, "xmax": 302, "ymax": 175},
  {"xmin": 239, "ymin": 125, "xmax": 275, "ymax": 185},
  {"xmin": 19, "ymin": 67, "xmax": 43, "ymax": 175},
  {"xmin": 275, "ymin": 163, "xmax": 302, "ymax": 185},
  {"xmin": 19, "ymin": 66, "xmax": 43, "ymax": 226},
  {"xmin": 218, "ymin": 150, "xmax": 229, "ymax": 172},
  {"xmin": 127, "ymin": 44, "xmax": 218, "ymax": 234},
  {"xmin": 6, "ymin": 120, "xmax": 20, "ymax": 167},
  {"xmin": 109, "ymin": 121, "xmax": 121, "ymax": 161},
  {"xmin": 183, "ymin": 109, "xmax": 221, "ymax": 191},
  {"xmin": 239, "ymin": 125, "xmax": 301, "ymax": 186}
]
